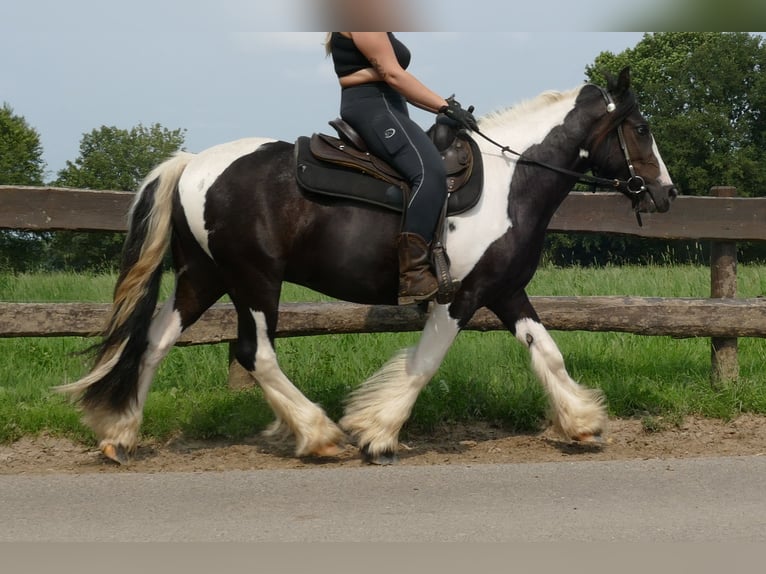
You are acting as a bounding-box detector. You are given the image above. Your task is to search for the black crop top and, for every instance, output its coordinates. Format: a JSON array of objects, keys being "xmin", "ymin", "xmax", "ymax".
[{"xmin": 331, "ymin": 32, "xmax": 411, "ymax": 78}]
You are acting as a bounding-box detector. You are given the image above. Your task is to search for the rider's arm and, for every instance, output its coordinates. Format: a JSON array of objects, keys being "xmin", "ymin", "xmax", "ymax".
[{"xmin": 349, "ymin": 32, "xmax": 449, "ymax": 113}]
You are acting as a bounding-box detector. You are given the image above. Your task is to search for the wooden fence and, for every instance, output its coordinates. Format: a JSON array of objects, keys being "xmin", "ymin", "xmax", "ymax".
[{"xmin": 2, "ymin": 185, "xmax": 766, "ymax": 385}]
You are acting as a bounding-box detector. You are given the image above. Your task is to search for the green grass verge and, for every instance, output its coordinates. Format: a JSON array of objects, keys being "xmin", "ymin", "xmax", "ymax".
[{"xmin": 1, "ymin": 265, "xmax": 765, "ymax": 444}]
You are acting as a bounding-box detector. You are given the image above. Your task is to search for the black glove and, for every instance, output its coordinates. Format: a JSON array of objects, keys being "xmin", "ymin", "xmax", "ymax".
[{"xmin": 439, "ymin": 97, "xmax": 478, "ymax": 131}]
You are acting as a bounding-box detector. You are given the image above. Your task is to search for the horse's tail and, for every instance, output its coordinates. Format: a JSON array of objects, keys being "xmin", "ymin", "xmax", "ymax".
[{"xmin": 55, "ymin": 152, "xmax": 195, "ymax": 414}]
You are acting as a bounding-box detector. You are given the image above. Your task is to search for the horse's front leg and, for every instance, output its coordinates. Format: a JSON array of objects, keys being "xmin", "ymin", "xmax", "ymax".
[
  {"xmin": 341, "ymin": 304, "xmax": 461, "ymax": 464},
  {"xmin": 488, "ymin": 290, "xmax": 607, "ymax": 442}
]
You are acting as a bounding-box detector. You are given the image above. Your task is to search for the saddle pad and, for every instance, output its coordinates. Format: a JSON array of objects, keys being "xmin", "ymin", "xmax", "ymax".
[
  {"xmin": 295, "ymin": 137, "xmax": 406, "ymax": 212},
  {"xmin": 294, "ymin": 135, "xmax": 483, "ymax": 216}
]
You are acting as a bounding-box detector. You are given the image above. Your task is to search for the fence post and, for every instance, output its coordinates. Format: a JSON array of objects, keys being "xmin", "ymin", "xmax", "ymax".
[
  {"xmin": 228, "ymin": 342, "xmax": 255, "ymax": 390},
  {"xmin": 710, "ymin": 186, "xmax": 739, "ymax": 386}
]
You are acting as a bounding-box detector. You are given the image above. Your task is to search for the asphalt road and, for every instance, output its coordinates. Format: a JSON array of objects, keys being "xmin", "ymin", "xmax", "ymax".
[{"xmin": 2, "ymin": 456, "xmax": 765, "ymax": 542}]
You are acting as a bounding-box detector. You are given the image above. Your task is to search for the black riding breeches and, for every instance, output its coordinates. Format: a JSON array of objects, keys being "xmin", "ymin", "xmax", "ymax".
[{"xmin": 340, "ymin": 82, "xmax": 447, "ymax": 241}]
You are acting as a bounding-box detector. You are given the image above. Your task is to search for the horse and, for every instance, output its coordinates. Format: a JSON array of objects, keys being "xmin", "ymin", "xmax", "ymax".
[{"xmin": 57, "ymin": 67, "xmax": 677, "ymax": 465}]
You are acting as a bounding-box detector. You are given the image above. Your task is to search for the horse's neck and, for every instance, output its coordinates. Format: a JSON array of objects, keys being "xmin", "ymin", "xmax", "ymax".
[
  {"xmin": 478, "ymin": 89, "xmax": 582, "ymax": 158},
  {"xmin": 480, "ymin": 88, "xmax": 595, "ymax": 226}
]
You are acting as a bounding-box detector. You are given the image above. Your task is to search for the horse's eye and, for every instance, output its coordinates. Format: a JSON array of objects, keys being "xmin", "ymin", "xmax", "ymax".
[{"xmin": 636, "ymin": 125, "xmax": 650, "ymax": 136}]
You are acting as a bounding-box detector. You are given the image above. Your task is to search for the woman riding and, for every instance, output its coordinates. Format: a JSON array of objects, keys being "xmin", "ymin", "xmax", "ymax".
[{"xmin": 326, "ymin": 32, "xmax": 478, "ymax": 305}]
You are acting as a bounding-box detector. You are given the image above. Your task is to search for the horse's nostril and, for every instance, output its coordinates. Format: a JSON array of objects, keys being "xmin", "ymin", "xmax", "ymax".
[{"xmin": 668, "ymin": 186, "xmax": 679, "ymax": 200}]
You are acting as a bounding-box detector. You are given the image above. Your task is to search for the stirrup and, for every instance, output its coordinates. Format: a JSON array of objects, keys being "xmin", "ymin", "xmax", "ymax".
[
  {"xmin": 431, "ymin": 241, "xmax": 460, "ymax": 304},
  {"xmin": 398, "ymin": 287, "xmax": 438, "ymax": 307}
]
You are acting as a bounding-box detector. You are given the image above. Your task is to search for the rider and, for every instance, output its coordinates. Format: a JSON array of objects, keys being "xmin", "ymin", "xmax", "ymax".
[{"xmin": 326, "ymin": 32, "xmax": 478, "ymax": 305}]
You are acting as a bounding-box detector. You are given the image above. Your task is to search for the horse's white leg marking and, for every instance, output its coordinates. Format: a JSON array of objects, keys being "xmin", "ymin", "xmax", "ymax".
[
  {"xmin": 514, "ymin": 318, "xmax": 607, "ymax": 440},
  {"xmin": 341, "ymin": 304, "xmax": 460, "ymax": 456},
  {"xmin": 251, "ymin": 311, "xmax": 344, "ymax": 456},
  {"xmin": 138, "ymin": 297, "xmax": 183, "ymax": 409},
  {"xmin": 178, "ymin": 137, "xmax": 277, "ymax": 258},
  {"xmin": 90, "ymin": 296, "xmax": 183, "ymax": 453}
]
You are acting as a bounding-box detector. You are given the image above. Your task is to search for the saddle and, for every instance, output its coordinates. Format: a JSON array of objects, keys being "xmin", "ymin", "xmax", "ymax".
[{"xmin": 294, "ymin": 117, "xmax": 483, "ymax": 216}]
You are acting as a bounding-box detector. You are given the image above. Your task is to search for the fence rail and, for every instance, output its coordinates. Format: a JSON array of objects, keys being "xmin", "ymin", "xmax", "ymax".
[
  {"xmin": 2, "ymin": 185, "xmax": 766, "ymax": 240},
  {"xmin": 2, "ymin": 298, "xmax": 766, "ymax": 343},
  {"xmin": 2, "ymin": 185, "xmax": 765, "ymax": 385}
]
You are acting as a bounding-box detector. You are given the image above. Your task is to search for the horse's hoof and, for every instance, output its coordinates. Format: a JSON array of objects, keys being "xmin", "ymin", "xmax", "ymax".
[
  {"xmin": 311, "ymin": 443, "xmax": 346, "ymax": 458},
  {"xmin": 574, "ymin": 433, "xmax": 604, "ymax": 444},
  {"xmin": 101, "ymin": 443, "xmax": 130, "ymax": 465},
  {"xmin": 361, "ymin": 445, "xmax": 399, "ymax": 465}
]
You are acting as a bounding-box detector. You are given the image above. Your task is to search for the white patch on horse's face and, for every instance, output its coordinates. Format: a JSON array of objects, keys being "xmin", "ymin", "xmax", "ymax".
[
  {"xmin": 651, "ymin": 137, "xmax": 674, "ymax": 187},
  {"xmin": 579, "ymin": 148, "xmax": 590, "ymax": 159},
  {"xmin": 178, "ymin": 138, "xmax": 277, "ymax": 258},
  {"xmin": 446, "ymin": 92, "xmax": 580, "ymax": 281}
]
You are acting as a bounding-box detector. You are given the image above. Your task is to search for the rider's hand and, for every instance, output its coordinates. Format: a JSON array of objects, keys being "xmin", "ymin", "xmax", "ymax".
[{"xmin": 439, "ymin": 97, "xmax": 479, "ymax": 131}]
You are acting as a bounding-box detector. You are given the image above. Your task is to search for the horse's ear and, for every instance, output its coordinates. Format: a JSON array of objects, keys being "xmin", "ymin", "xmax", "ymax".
[{"xmin": 609, "ymin": 66, "xmax": 630, "ymax": 99}]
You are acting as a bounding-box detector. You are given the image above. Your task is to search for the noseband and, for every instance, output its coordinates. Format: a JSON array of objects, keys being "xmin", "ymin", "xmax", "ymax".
[
  {"xmin": 472, "ymin": 85, "xmax": 650, "ymax": 224},
  {"xmin": 616, "ymin": 125, "xmax": 647, "ymax": 196}
]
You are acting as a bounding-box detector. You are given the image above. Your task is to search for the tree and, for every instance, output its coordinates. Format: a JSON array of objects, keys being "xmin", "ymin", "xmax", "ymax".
[
  {"xmin": 0, "ymin": 103, "xmax": 45, "ymax": 186},
  {"xmin": 49, "ymin": 124, "xmax": 186, "ymax": 270},
  {"xmin": 55, "ymin": 124, "xmax": 186, "ymax": 192},
  {"xmin": 0, "ymin": 104, "xmax": 47, "ymax": 270}
]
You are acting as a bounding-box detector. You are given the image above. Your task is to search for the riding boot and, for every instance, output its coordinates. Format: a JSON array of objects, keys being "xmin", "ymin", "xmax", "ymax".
[{"xmin": 397, "ymin": 232, "xmax": 439, "ymax": 306}]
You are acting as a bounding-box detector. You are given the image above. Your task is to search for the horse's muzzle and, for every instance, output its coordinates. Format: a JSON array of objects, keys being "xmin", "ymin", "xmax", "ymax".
[{"xmin": 641, "ymin": 184, "xmax": 678, "ymax": 213}]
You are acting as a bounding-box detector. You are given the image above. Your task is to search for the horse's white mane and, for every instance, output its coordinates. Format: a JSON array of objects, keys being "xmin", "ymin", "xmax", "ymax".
[{"xmin": 477, "ymin": 87, "xmax": 582, "ymax": 130}]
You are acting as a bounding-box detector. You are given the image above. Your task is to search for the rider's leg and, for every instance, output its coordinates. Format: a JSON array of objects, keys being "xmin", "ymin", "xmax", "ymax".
[{"xmin": 341, "ymin": 84, "xmax": 447, "ymax": 305}]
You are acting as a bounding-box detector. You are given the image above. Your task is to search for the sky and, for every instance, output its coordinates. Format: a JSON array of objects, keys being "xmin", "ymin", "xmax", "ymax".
[{"xmin": 1, "ymin": 2, "xmax": 654, "ymax": 180}]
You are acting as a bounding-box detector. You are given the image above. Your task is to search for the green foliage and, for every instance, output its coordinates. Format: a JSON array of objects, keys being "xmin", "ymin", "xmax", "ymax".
[
  {"xmin": 47, "ymin": 124, "xmax": 186, "ymax": 270},
  {"xmin": 0, "ymin": 103, "xmax": 45, "ymax": 186},
  {"xmin": 0, "ymin": 232, "xmax": 49, "ymax": 272},
  {"xmin": 54, "ymin": 124, "xmax": 186, "ymax": 192},
  {"xmin": 0, "ymin": 104, "xmax": 48, "ymax": 271}
]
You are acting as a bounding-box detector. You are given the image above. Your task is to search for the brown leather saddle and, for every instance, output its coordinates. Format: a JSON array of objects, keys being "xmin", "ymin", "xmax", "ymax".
[{"xmin": 294, "ymin": 117, "xmax": 483, "ymax": 216}]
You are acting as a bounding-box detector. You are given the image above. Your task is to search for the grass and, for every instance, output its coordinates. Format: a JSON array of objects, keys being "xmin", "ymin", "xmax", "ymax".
[{"xmin": 1, "ymin": 264, "xmax": 765, "ymax": 445}]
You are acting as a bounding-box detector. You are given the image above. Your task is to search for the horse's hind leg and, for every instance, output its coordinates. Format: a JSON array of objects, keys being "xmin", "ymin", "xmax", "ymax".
[
  {"xmin": 98, "ymin": 245, "xmax": 225, "ymax": 464},
  {"xmin": 488, "ymin": 290, "xmax": 607, "ymax": 442},
  {"xmin": 98, "ymin": 294, "xmax": 181, "ymax": 463},
  {"xmin": 229, "ymin": 280, "xmax": 345, "ymax": 457}
]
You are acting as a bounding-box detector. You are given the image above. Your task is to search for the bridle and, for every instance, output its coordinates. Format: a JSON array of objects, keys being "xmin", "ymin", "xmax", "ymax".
[
  {"xmin": 470, "ymin": 85, "xmax": 649, "ymax": 225},
  {"xmin": 602, "ymin": 88, "xmax": 648, "ymax": 196}
]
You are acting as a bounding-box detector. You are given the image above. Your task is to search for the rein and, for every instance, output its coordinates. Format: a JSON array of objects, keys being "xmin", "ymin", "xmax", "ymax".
[
  {"xmin": 471, "ymin": 128, "xmax": 629, "ymax": 191},
  {"xmin": 469, "ymin": 87, "xmax": 648, "ymax": 225}
]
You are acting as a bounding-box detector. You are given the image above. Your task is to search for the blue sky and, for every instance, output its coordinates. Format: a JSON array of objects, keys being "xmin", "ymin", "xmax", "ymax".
[{"xmin": 1, "ymin": 3, "xmax": 651, "ymax": 180}]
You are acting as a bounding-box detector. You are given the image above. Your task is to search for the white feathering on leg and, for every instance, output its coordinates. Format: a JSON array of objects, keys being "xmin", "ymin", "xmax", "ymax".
[
  {"xmin": 341, "ymin": 349, "xmax": 426, "ymax": 456},
  {"xmin": 515, "ymin": 318, "xmax": 607, "ymax": 439},
  {"xmin": 341, "ymin": 304, "xmax": 461, "ymax": 457},
  {"xmin": 251, "ymin": 311, "xmax": 344, "ymax": 456}
]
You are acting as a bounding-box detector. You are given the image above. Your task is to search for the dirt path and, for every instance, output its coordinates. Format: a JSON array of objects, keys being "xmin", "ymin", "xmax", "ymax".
[{"xmin": 2, "ymin": 415, "xmax": 765, "ymax": 475}]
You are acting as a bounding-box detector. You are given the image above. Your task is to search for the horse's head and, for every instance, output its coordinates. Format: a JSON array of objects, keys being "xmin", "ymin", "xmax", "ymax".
[{"xmin": 584, "ymin": 67, "xmax": 678, "ymax": 214}]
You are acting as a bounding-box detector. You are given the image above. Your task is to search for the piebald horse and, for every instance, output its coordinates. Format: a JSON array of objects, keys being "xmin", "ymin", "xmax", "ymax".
[{"xmin": 58, "ymin": 68, "xmax": 676, "ymax": 465}]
